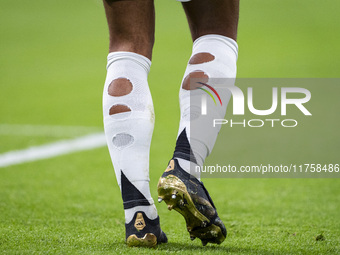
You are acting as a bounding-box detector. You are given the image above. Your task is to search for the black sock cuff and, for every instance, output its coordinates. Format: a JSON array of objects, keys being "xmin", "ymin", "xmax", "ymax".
[
  {"xmin": 123, "ymin": 199, "xmax": 152, "ymax": 210},
  {"xmin": 173, "ymin": 128, "xmax": 197, "ymax": 164},
  {"xmin": 121, "ymin": 171, "xmax": 151, "ymax": 209}
]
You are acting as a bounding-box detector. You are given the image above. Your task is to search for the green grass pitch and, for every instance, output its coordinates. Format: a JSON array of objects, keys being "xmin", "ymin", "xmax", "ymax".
[{"xmin": 1, "ymin": 0, "xmax": 339, "ymax": 254}]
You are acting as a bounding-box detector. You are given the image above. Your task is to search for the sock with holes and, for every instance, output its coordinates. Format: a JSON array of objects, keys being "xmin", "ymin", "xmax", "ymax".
[
  {"xmin": 103, "ymin": 51, "xmax": 157, "ymax": 223},
  {"xmin": 173, "ymin": 34, "xmax": 239, "ymax": 179}
]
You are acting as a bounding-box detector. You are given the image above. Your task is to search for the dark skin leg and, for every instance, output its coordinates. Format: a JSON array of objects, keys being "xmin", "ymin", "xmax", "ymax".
[
  {"xmin": 103, "ymin": 0, "xmax": 239, "ymax": 59},
  {"xmin": 103, "ymin": 0, "xmax": 155, "ymax": 60},
  {"xmin": 182, "ymin": 0, "xmax": 239, "ymax": 42}
]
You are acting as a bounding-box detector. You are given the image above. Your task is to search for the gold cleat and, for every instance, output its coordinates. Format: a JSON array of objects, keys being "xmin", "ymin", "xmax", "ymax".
[{"xmin": 157, "ymin": 159, "xmax": 226, "ymax": 245}]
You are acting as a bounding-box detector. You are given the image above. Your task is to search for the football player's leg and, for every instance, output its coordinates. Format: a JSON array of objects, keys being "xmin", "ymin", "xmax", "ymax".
[
  {"xmin": 176, "ymin": 0, "xmax": 239, "ymax": 179},
  {"xmin": 158, "ymin": 0, "xmax": 239, "ymax": 246},
  {"xmin": 102, "ymin": 0, "xmax": 166, "ymax": 247},
  {"xmin": 103, "ymin": 0, "xmax": 155, "ymax": 59},
  {"xmin": 182, "ymin": 0, "xmax": 239, "ymax": 41}
]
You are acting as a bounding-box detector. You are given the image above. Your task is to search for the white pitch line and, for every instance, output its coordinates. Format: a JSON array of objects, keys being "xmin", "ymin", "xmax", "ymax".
[{"xmin": 0, "ymin": 132, "xmax": 107, "ymax": 168}]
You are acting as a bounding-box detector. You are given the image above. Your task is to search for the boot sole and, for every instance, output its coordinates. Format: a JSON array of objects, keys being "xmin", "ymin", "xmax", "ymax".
[
  {"xmin": 126, "ymin": 233, "xmax": 157, "ymax": 247},
  {"xmin": 157, "ymin": 174, "xmax": 225, "ymax": 245}
]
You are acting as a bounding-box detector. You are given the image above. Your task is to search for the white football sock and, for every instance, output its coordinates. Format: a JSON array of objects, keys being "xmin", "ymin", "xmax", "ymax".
[
  {"xmin": 103, "ymin": 51, "xmax": 157, "ymax": 223},
  {"xmin": 174, "ymin": 34, "xmax": 238, "ymax": 179}
]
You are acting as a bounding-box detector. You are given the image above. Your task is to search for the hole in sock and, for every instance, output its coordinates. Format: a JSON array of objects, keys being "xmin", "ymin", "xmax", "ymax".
[
  {"xmin": 189, "ymin": 53, "xmax": 215, "ymax": 65},
  {"xmin": 108, "ymin": 78, "xmax": 133, "ymax": 97},
  {"xmin": 112, "ymin": 133, "xmax": 134, "ymax": 148},
  {"xmin": 109, "ymin": 104, "xmax": 131, "ymax": 115},
  {"xmin": 182, "ymin": 71, "xmax": 209, "ymax": 90}
]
